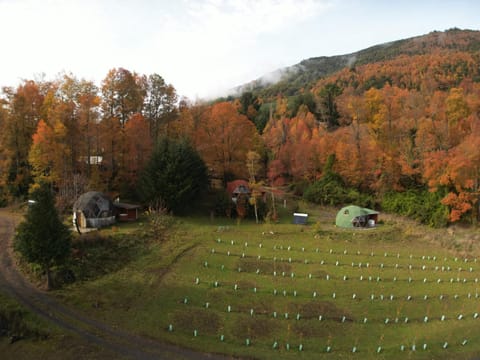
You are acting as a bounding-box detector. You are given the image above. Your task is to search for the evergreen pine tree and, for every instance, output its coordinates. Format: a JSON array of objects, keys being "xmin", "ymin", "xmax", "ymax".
[
  {"xmin": 138, "ymin": 137, "xmax": 208, "ymax": 213},
  {"xmin": 14, "ymin": 183, "xmax": 71, "ymax": 290}
]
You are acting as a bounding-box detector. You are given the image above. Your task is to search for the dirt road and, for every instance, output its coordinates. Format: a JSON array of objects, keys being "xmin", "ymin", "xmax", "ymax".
[{"xmin": 0, "ymin": 211, "xmax": 226, "ymax": 359}]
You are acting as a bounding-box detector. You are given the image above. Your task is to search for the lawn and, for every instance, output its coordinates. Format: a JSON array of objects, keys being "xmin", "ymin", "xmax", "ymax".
[{"xmin": 56, "ymin": 204, "xmax": 480, "ymax": 359}]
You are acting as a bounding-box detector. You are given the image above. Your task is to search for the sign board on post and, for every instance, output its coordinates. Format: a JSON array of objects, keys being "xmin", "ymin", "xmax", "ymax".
[{"xmin": 293, "ymin": 212, "xmax": 308, "ymax": 225}]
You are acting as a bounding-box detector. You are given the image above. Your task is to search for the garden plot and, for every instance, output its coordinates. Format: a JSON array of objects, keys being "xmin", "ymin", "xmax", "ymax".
[{"xmin": 161, "ymin": 229, "xmax": 480, "ymax": 358}]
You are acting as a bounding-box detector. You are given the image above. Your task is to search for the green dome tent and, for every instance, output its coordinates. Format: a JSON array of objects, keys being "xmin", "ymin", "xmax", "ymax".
[{"xmin": 335, "ymin": 205, "xmax": 379, "ymax": 228}]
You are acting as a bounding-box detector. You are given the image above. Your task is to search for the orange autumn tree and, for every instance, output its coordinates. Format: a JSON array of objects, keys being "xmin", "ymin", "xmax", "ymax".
[
  {"xmin": 76, "ymin": 79, "xmax": 101, "ymax": 179},
  {"xmin": 283, "ymin": 107, "xmax": 319, "ymax": 182},
  {"xmin": 423, "ymin": 89, "xmax": 479, "ymax": 222},
  {"xmin": 445, "ymin": 87, "xmax": 471, "ymax": 148},
  {"xmin": 29, "ymin": 120, "xmax": 55, "ymax": 185},
  {"xmin": 100, "ymin": 68, "xmax": 145, "ymax": 190},
  {"xmin": 169, "ymin": 102, "xmax": 208, "ymax": 142},
  {"xmin": 333, "ymin": 125, "xmax": 377, "ymax": 190},
  {"xmin": 2, "ymin": 81, "xmax": 44, "ymax": 197},
  {"xmin": 262, "ymin": 105, "xmax": 323, "ymax": 184},
  {"xmin": 262, "ymin": 114, "xmax": 293, "ymax": 185},
  {"xmin": 194, "ymin": 102, "xmax": 261, "ymax": 185},
  {"xmin": 438, "ymin": 131, "xmax": 480, "ymax": 222},
  {"xmin": 425, "ymin": 145, "xmax": 477, "ymax": 223},
  {"xmin": 29, "ymin": 119, "xmax": 69, "ymax": 188},
  {"xmin": 43, "ymin": 76, "xmax": 95, "ymax": 204},
  {"xmin": 361, "ymin": 85, "xmax": 410, "ymax": 192},
  {"xmin": 337, "ymin": 91, "xmax": 378, "ymax": 190},
  {"xmin": 124, "ymin": 113, "xmax": 153, "ymax": 188}
]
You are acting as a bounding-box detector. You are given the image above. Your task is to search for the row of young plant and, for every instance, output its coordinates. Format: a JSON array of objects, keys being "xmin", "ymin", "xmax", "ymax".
[
  {"xmin": 164, "ymin": 320, "xmax": 474, "ymax": 354},
  {"xmin": 213, "ymin": 237, "xmax": 475, "ymax": 263},
  {"xmin": 193, "ymin": 263, "xmax": 480, "ymax": 309},
  {"xmin": 165, "ymin": 322, "xmax": 470, "ymax": 355},
  {"xmin": 207, "ymin": 251, "xmax": 477, "ymax": 275},
  {"xmin": 176, "ymin": 294, "xmax": 480, "ymax": 324}
]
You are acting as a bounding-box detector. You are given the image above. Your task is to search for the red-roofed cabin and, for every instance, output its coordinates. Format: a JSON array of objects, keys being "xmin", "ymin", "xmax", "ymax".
[{"xmin": 226, "ymin": 180, "xmax": 250, "ymax": 203}]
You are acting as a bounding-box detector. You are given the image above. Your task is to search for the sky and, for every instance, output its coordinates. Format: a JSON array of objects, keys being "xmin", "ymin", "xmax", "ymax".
[{"xmin": 0, "ymin": 0, "xmax": 479, "ymax": 100}]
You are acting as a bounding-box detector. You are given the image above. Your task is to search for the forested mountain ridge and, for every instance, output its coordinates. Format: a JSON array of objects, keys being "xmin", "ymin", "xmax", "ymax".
[
  {"xmin": 233, "ymin": 28, "xmax": 480, "ymax": 98},
  {"xmin": 227, "ymin": 28, "xmax": 480, "ymax": 225}
]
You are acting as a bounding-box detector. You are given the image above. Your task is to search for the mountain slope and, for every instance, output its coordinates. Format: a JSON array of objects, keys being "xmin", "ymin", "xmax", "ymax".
[{"xmin": 233, "ymin": 28, "xmax": 480, "ymax": 98}]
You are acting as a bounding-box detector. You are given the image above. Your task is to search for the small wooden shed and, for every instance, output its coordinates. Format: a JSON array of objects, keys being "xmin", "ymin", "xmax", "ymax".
[{"xmin": 114, "ymin": 202, "xmax": 141, "ymax": 222}]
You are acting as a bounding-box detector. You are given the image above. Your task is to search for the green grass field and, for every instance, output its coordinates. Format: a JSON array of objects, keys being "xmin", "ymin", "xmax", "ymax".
[{"xmin": 56, "ymin": 205, "xmax": 480, "ymax": 359}]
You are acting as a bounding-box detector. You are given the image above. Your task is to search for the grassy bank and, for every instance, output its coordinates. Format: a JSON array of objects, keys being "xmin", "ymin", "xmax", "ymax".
[
  {"xmin": 0, "ymin": 290, "xmax": 49, "ymax": 342},
  {"xmin": 0, "ymin": 290, "xmax": 121, "ymax": 360}
]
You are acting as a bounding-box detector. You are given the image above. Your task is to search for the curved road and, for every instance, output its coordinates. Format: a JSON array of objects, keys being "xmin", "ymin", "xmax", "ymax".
[{"xmin": 0, "ymin": 211, "xmax": 227, "ymax": 360}]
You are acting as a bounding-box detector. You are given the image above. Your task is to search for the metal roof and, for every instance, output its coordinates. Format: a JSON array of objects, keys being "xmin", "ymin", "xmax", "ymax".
[{"xmin": 73, "ymin": 191, "xmax": 115, "ymax": 218}]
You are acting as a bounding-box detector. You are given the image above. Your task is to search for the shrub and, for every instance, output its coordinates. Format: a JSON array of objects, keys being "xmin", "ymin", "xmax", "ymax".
[
  {"xmin": 381, "ymin": 189, "xmax": 448, "ymax": 227},
  {"xmin": 303, "ymin": 153, "xmax": 374, "ymax": 207},
  {"xmin": 303, "ymin": 175, "xmax": 374, "ymax": 208}
]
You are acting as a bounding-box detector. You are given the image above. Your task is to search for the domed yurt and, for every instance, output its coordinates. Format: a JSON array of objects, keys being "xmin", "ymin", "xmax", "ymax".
[
  {"xmin": 335, "ymin": 205, "xmax": 379, "ymax": 229},
  {"xmin": 73, "ymin": 191, "xmax": 116, "ymax": 229}
]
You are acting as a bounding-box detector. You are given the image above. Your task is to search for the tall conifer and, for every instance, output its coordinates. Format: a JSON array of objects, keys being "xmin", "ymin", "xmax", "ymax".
[{"xmin": 14, "ymin": 183, "xmax": 71, "ymax": 290}]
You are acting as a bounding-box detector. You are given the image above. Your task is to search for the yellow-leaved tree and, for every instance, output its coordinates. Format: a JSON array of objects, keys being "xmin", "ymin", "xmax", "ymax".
[{"xmin": 29, "ymin": 119, "xmax": 69, "ymax": 189}]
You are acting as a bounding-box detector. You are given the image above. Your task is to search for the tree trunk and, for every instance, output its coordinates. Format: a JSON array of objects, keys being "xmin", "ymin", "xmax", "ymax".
[
  {"xmin": 271, "ymin": 191, "xmax": 277, "ymax": 220},
  {"xmin": 45, "ymin": 267, "xmax": 52, "ymax": 291}
]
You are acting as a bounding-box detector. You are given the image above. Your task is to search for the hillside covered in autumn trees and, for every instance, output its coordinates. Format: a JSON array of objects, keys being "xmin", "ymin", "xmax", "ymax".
[{"xmin": 0, "ymin": 29, "xmax": 479, "ymax": 225}]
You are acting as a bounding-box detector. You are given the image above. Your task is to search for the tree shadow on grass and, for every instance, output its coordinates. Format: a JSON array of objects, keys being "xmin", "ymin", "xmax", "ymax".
[
  {"xmin": 55, "ymin": 231, "xmax": 148, "ymax": 287},
  {"xmin": 173, "ymin": 308, "xmax": 221, "ymax": 335}
]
